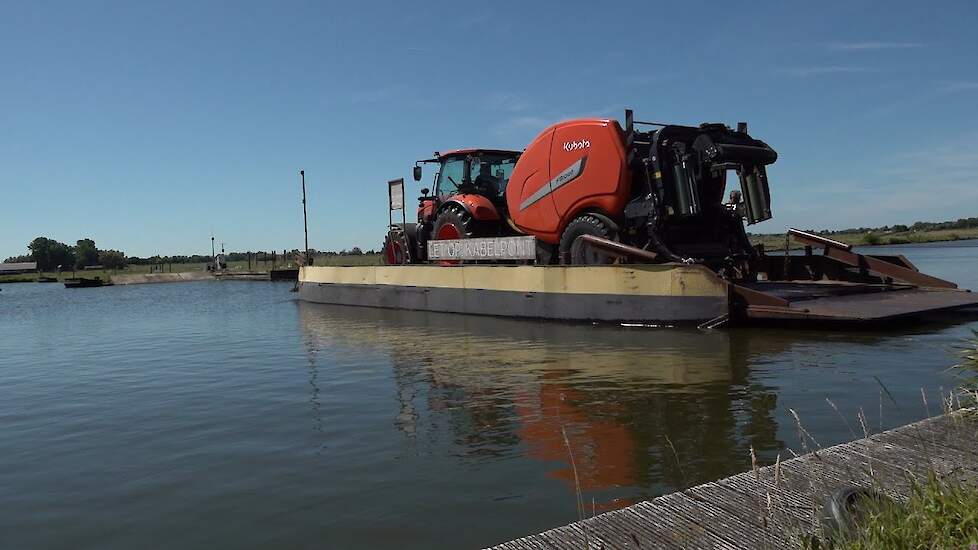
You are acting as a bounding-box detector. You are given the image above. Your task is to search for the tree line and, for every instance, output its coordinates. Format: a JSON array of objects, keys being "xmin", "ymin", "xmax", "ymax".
[
  {"xmin": 4, "ymin": 237, "xmax": 126, "ymax": 271},
  {"xmin": 803, "ymin": 217, "xmax": 978, "ymax": 236},
  {"xmin": 4, "ymin": 237, "xmax": 381, "ymax": 271}
]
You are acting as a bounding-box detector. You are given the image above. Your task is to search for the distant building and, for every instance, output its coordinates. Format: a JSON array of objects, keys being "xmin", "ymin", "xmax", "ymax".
[{"xmin": 0, "ymin": 262, "xmax": 37, "ymax": 274}]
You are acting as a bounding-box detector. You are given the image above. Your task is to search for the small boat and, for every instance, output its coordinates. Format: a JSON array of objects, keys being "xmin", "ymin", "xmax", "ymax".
[
  {"xmin": 64, "ymin": 277, "xmax": 109, "ymax": 288},
  {"xmin": 38, "ymin": 276, "xmax": 59, "ymax": 283}
]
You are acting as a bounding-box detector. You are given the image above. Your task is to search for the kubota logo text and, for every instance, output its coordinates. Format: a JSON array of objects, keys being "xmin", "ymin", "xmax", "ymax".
[{"xmin": 563, "ymin": 139, "xmax": 590, "ymax": 151}]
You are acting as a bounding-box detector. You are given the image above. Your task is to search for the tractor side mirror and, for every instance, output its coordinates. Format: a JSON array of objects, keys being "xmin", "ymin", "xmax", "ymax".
[
  {"xmin": 421, "ymin": 188, "xmax": 430, "ymax": 196},
  {"xmin": 413, "ymin": 165, "xmax": 422, "ymax": 181}
]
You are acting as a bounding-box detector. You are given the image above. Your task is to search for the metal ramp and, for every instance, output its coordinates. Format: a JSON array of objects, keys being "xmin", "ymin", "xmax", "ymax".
[
  {"xmin": 732, "ymin": 229, "xmax": 978, "ymax": 323},
  {"xmin": 739, "ymin": 283, "xmax": 978, "ymax": 322}
]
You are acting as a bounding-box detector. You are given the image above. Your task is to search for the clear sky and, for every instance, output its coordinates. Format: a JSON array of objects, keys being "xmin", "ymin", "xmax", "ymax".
[{"xmin": 2, "ymin": 1, "xmax": 976, "ymax": 259}]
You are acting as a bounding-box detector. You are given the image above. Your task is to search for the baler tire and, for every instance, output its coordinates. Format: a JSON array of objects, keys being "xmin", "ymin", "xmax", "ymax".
[{"xmin": 559, "ymin": 214, "xmax": 618, "ymax": 265}]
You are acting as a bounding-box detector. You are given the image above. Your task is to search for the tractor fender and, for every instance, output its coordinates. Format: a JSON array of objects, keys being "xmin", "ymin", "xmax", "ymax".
[{"xmin": 440, "ymin": 194, "xmax": 501, "ymax": 221}]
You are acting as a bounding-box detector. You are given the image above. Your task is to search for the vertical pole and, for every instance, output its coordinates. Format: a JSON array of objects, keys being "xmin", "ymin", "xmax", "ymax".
[
  {"xmin": 301, "ymin": 170, "xmax": 311, "ymax": 266},
  {"xmin": 211, "ymin": 237, "xmax": 215, "ymax": 261}
]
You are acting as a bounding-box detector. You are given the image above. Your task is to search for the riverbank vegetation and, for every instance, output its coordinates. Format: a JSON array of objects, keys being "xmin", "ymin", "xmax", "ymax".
[
  {"xmin": 750, "ymin": 216, "xmax": 978, "ymax": 250},
  {"xmin": 2, "ymin": 234, "xmax": 382, "ymax": 283},
  {"xmin": 0, "ymin": 253, "xmax": 382, "ymax": 283},
  {"xmin": 833, "ymin": 472, "xmax": 978, "ymax": 549}
]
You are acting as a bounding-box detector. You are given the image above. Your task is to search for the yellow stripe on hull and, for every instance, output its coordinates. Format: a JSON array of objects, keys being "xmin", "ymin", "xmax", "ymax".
[{"xmin": 299, "ymin": 264, "xmax": 728, "ymax": 299}]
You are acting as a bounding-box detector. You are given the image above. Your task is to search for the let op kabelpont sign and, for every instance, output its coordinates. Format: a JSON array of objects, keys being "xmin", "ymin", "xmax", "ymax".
[{"xmin": 427, "ymin": 236, "xmax": 537, "ymax": 261}]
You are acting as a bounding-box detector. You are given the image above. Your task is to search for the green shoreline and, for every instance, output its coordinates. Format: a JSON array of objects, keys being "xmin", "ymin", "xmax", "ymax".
[
  {"xmin": 0, "ymin": 254, "xmax": 382, "ymax": 284},
  {"xmin": 749, "ymin": 227, "xmax": 978, "ymax": 251}
]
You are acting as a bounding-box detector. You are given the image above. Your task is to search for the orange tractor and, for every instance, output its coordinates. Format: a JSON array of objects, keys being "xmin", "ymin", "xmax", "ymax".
[{"xmin": 383, "ymin": 110, "xmax": 776, "ymax": 277}]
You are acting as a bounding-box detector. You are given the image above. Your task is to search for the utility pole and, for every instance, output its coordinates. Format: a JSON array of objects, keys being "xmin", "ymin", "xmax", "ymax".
[
  {"xmin": 211, "ymin": 236, "xmax": 215, "ymax": 259},
  {"xmin": 301, "ymin": 169, "xmax": 311, "ymax": 266}
]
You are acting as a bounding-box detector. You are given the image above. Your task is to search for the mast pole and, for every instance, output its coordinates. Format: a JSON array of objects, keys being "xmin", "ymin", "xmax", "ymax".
[{"xmin": 301, "ymin": 170, "xmax": 311, "ymax": 265}]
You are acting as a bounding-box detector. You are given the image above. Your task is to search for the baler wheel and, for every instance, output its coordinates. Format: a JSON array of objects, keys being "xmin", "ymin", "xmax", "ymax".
[{"xmin": 560, "ymin": 214, "xmax": 619, "ymax": 265}]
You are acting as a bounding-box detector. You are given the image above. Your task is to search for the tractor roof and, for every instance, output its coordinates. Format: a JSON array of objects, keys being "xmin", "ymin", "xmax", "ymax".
[{"xmin": 438, "ymin": 148, "xmax": 521, "ymax": 158}]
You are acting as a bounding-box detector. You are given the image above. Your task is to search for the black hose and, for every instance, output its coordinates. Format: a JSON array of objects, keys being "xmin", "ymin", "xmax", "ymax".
[{"xmin": 646, "ymin": 232, "xmax": 694, "ymax": 264}]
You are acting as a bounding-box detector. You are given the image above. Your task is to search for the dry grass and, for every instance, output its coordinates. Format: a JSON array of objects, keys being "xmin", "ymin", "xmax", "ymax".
[
  {"xmin": 834, "ymin": 472, "xmax": 978, "ymax": 549},
  {"xmin": 743, "ymin": 332, "xmax": 978, "ymax": 549}
]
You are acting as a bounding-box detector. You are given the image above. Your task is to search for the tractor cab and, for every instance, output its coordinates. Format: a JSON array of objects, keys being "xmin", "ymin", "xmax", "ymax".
[
  {"xmin": 415, "ymin": 149, "xmax": 520, "ymax": 204},
  {"xmin": 413, "ymin": 149, "xmax": 520, "ymax": 232}
]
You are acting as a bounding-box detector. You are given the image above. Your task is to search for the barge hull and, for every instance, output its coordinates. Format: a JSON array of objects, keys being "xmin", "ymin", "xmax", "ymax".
[
  {"xmin": 298, "ymin": 265, "xmax": 978, "ymax": 325},
  {"xmin": 298, "ymin": 265, "xmax": 729, "ymax": 323}
]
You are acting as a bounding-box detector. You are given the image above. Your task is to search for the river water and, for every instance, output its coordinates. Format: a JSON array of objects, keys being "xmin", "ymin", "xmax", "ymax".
[{"xmin": 2, "ymin": 240, "xmax": 977, "ymax": 549}]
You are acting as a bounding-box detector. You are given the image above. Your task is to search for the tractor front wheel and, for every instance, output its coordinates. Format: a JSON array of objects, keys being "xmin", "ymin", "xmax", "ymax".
[
  {"xmin": 432, "ymin": 204, "xmax": 477, "ymax": 241},
  {"xmin": 559, "ymin": 214, "xmax": 618, "ymax": 265},
  {"xmin": 431, "ymin": 204, "xmax": 478, "ymax": 265}
]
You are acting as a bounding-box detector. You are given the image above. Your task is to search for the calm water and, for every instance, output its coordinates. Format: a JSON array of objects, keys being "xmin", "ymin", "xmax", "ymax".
[{"xmin": 2, "ymin": 240, "xmax": 977, "ymax": 549}]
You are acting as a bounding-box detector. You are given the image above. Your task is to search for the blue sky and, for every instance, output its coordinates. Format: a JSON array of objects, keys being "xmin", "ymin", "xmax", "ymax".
[{"xmin": 2, "ymin": 0, "xmax": 976, "ymax": 259}]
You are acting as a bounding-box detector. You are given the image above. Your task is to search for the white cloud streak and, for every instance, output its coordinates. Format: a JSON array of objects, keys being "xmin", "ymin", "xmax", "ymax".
[
  {"xmin": 827, "ymin": 41, "xmax": 925, "ymax": 51},
  {"xmin": 781, "ymin": 66, "xmax": 875, "ymax": 77},
  {"xmin": 939, "ymin": 81, "xmax": 978, "ymax": 93}
]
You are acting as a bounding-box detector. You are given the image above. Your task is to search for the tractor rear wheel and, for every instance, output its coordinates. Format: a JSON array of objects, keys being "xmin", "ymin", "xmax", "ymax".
[
  {"xmin": 559, "ymin": 214, "xmax": 618, "ymax": 265},
  {"xmin": 382, "ymin": 227, "xmax": 412, "ymax": 265},
  {"xmin": 432, "ymin": 204, "xmax": 477, "ymax": 241}
]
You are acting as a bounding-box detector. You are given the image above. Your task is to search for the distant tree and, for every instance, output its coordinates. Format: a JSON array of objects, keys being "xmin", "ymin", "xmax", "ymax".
[
  {"xmin": 74, "ymin": 238, "xmax": 99, "ymax": 269},
  {"xmin": 28, "ymin": 237, "xmax": 76, "ymax": 271},
  {"xmin": 98, "ymin": 249, "xmax": 127, "ymax": 270},
  {"xmin": 4, "ymin": 254, "xmax": 32, "ymax": 263},
  {"xmin": 891, "ymin": 224, "xmax": 909, "ymax": 232}
]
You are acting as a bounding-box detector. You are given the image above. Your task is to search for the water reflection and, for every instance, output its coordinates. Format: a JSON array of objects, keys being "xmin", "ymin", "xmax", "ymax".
[
  {"xmin": 295, "ymin": 301, "xmax": 976, "ymax": 515},
  {"xmin": 297, "ymin": 303, "xmax": 812, "ymax": 506}
]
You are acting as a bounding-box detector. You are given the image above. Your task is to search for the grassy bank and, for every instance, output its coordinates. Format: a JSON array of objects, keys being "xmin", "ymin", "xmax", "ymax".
[
  {"xmin": 0, "ymin": 254, "xmax": 382, "ymax": 283},
  {"xmin": 830, "ymin": 472, "xmax": 978, "ymax": 549},
  {"xmin": 750, "ymin": 227, "xmax": 978, "ymax": 251}
]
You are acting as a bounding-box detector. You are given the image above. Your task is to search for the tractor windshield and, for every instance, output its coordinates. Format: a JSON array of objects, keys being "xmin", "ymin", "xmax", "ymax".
[
  {"xmin": 434, "ymin": 158, "xmax": 466, "ymax": 197},
  {"xmin": 469, "ymin": 154, "xmax": 517, "ymax": 198},
  {"xmin": 435, "ymin": 154, "xmax": 519, "ymax": 199}
]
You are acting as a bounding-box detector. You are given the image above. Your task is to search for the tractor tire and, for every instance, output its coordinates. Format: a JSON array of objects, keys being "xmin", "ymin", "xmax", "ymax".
[
  {"xmin": 432, "ymin": 204, "xmax": 477, "ymax": 241},
  {"xmin": 559, "ymin": 214, "xmax": 618, "ymax": 265},
  {"xmin": 382, "ymin": 227, "xmax": 412, "ymax": 265}
]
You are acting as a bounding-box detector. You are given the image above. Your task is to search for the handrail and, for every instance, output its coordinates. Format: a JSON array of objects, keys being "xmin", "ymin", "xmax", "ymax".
[{"xmin": 788, "ymin": 228, "xmax": 852, "ymax": 251}]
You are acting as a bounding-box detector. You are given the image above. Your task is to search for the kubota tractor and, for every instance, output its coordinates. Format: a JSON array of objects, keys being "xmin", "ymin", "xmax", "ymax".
[
  {"xmin": 383, "ymin": 109, "xmax": 776, "ymax": 279},
  {"xmin": 383, "ymin": 148, "xmax": 522, "ymax": 264}
]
